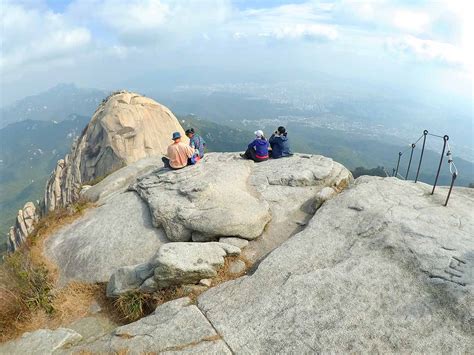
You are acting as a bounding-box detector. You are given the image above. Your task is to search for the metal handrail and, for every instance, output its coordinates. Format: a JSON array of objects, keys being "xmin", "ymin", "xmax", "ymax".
[{"xmin": 392, "ymin": 130, "xmax": 459, "ymax": 206}]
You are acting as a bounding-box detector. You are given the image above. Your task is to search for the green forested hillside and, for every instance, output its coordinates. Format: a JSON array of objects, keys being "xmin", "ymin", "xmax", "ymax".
[{"xmin": 0, "ymin": 116, "xmax": 90, "ymax": 250}]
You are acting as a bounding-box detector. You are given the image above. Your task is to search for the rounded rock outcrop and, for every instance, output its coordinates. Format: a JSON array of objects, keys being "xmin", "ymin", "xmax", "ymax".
[{"xmin": 43, "ymin": 91, "xmax": 186, "ymax": 213}]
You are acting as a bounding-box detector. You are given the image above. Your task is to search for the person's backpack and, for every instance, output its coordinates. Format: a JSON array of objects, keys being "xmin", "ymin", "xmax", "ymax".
[{"xmin": 190, "ymin": 154, "xmax": 201, "ymax": 165}]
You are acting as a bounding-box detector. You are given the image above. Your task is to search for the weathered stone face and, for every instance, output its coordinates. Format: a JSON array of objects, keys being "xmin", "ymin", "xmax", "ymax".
[
  {"xmin": 43, "ymin": 91, "xmax": 186, "ymax": 213},
  {"xmin": 196, "ymin": 177, "xmax": 474, "ymax": 353},
  {"xmin": 8, "ymin": 201, "xmax": 39, "ymax": 252},
  {"xmin": 45, "ymin": 191, "xmax": 168, "ymax": 285},
  {"xmin": 69, "ymin": 298, "xmax": 232, "ymax": 354},
  {"xmin": 131, "ymin": 153, "xmax": 351, "ymax": 245}
]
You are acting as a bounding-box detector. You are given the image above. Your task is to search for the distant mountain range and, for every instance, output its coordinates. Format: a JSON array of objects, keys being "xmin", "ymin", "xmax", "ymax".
[{"xmin": 0, "ymin": 83, "xmax": 106, "ymax": 128}]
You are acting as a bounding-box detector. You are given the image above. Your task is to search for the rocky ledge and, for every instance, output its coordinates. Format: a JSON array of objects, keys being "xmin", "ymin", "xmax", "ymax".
[
  {"xmin": 4, "ymin": 176, "xmax": 471, "ymax": 354},
  {"xmin": 44, "ymin": 152, "xmax": 352, "ymax": 287}
]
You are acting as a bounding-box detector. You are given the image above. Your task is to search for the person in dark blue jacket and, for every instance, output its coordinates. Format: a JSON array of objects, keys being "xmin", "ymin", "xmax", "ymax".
[
  {"xmin": 269, "ymin": 126, "xmax": 292, "ymax": 159},
  {"xmin": 240, "ymin": 130, "xmax": 269, "ymax": 162}
]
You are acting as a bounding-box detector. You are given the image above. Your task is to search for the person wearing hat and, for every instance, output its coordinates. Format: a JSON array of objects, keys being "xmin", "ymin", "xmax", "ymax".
[
  {"xmin": 240, "ymin": 130, "xmax": 269, "ymax": 162},
  {"xmin": 162, "ymin": 131, "xmax": 196, "ymax": 169},
  {"xmin": 185, "ymin": 128, "xmax": 206, "ymax": 158},
  {"xmin": 269, "ymin": 126, "xmax": 292, "ymax": 159}
]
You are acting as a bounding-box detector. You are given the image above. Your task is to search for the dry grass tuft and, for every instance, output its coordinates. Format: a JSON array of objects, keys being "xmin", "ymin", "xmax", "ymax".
[
  {"xmin": 0, "ymin": 200, "xmax": 93, "ymax": 342},
  {"xmin": 52, "ymin": 282, "xmax": 104, "ymax": 323},
  {"xmin": 113, "ymin": 292, "xmax": 155, "ymax": 323},
  {"xmin": 213, "ymin": 255, "xmax": 251, "ymax": 286}
]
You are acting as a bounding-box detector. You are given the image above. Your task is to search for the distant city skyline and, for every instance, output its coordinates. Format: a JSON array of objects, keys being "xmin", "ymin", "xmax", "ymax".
[{"xmin": 1, "ymin": 0, "xmax": 472, "ymax": 106}]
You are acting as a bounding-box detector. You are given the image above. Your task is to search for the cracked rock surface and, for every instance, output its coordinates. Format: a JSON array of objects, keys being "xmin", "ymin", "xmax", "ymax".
[
  {"xmin": 0, "ymin": 328, "xmax": 82, "ymax": 354},
  {"xmin": 67, "ymin": 297, "xmax": 231, "ymax": 354},
  {"xmin": 196, "ymin": 177, "xmax": 474, "ymax": 353}
]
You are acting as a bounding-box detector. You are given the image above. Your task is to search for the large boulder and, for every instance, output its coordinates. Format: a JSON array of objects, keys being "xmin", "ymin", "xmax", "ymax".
[
  {"xmin": 131, "ymin": 153, "xmax": 351, "ymax": 246},
  {"xmin": 45, "ymin": 191, "xmax": 167, "ymax": 285},
  {"xmin": 43, "ymin": 91, "xmax": 186, "ymax": 213},
  {"xmin": 7, "ymin": 201, "xmax": 39, "ymax": 252},
  {"xmin": 196, "ymin": 177, "xmax": 474, "ymax": 353},
  {"xmin": 107, "ymin": 242, "xmax": 240, "ymax": 296},
  {"xmin": 131, "ymin": 153, "xmax": 272, "ymax": 242}
]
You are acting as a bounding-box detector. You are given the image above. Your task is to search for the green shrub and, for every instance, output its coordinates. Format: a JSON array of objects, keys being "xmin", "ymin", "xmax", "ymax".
[
  {"xmin": 114, "ymin": 291, "xmax": 154, "ymax": 322},
  {"xmin": 3, "ymin": 251, "xmax": 54, "ymax": 314}
]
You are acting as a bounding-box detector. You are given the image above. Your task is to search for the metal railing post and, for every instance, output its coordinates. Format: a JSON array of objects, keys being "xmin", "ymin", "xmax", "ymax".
[
  {"xmin": 431, "ymin": 135, "xmax": 449, "ymax": 194},
  {"xmin": 444, "ymin": 172, "xmax": 457, "ymax": 206},
  {"xmin": 405, "ymin": 143, "xmax": 416, "ymax": 180},
  {"xmin": 415, "ymin": 130, "xmax": 428, "ymax": 183},
  {"xmin": 395, "ymin": 152, "xmax": 402, "ymax": 177}
]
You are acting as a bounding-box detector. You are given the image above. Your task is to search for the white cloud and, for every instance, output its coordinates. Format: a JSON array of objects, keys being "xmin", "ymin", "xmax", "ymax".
[
  {"xmin": 386, "ymin": 35, "xmax": 465, "ymax": 67},
  {"xmin": 261, "ymin": 24, "xmax": 338, "ymax": 41},
  {"xmin": 91, "ymin": 0, "xmax": 232, "ymax": 45},
  {"xmin": 229, "ymin": 2, "xmax": 337, "ymax": 43},
  {"xmin": 98, "ymin": 0, "xmax": 170, "ymax": 33},
  {"xmin": 0, "ymin": 2, "xmax": 91, "ymax": 72},
  {"xmin": 392, "ymin": 10, "xmax": 431, "ymax": 34}
]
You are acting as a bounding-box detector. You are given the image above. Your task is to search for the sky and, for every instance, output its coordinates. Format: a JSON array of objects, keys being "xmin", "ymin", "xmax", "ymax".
[{"xmin": 0, "ymin": 0, "xmax": 473, "ymax": 106}]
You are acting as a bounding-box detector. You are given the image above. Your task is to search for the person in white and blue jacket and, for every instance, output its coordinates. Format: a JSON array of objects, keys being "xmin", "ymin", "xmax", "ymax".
[
  {"xmin": 241, "ymin": 130, "xmax": 269, "ymax": 162},
  {"xmin": 269, "ymin": 126, "xmax": 292, "ymax": 159},
  {"xmin": 185, "ymin": 128, "xmax": 206, "ymax": 158}
]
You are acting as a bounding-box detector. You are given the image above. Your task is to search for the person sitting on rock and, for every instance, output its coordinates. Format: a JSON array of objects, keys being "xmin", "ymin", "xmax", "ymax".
[
  {"xmin": 240, "ymin": 130, "xmax": 269, "ymax": 162},
  {"xmin": 185, "ymin": 128, "xmax": 206, "ymax": 159},
  {"xmin": 269, "ymin": 126, "xmax": 292, "ymax": 159},
  {"xmin": 162, "ymin": 132, "xmax": 196, "ymax": 169}
]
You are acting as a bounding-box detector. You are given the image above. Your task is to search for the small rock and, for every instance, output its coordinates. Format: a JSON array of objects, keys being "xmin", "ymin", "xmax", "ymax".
[
  {"xmin": 80, "ymin": 185, "xmax": 92, "ymax": 194},
  {"xmin": 199, "ymin": 279, "xmax": 213, "ymax": 287},
  {"xmin": 219, "ymin": 237, "xmax": 249, "ymax": 249},
  {"xmin": 228, "ymin": 260, "xmax": 246, "ymax": 275},
  {"xmin": 106, "ymin": 262, "xmax": 154, "ymax": 297},
  {"xmin": 139, "ymin": 277, "xmax": 158, "ymax": 293},
  {"xmin": 314, "ymin": 186, "xmax": 337, "ymax": 209},
  {"xmin": 152, "ymin": 242, "xmax": 241, "ymax": 289}
]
